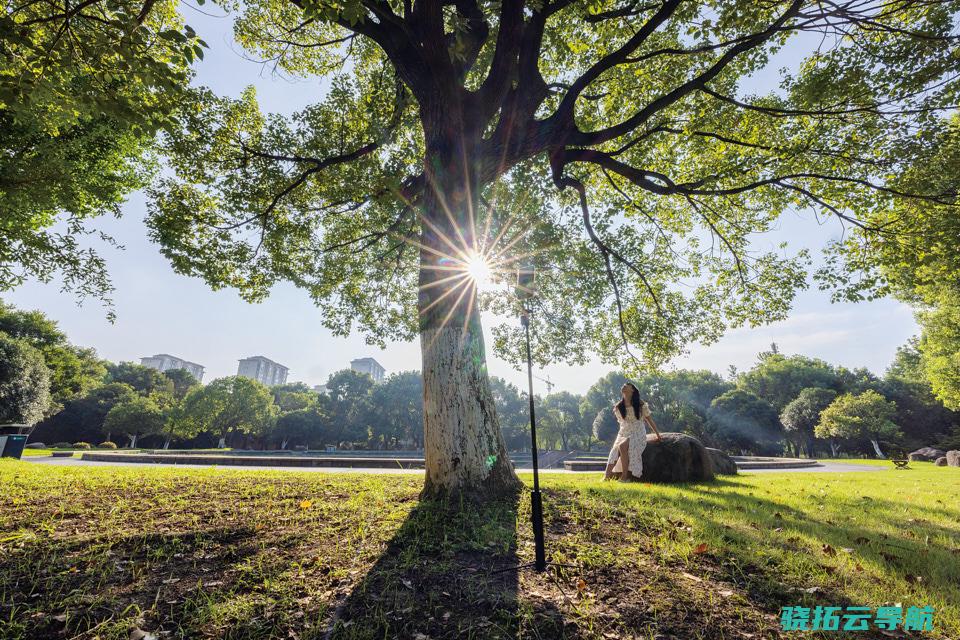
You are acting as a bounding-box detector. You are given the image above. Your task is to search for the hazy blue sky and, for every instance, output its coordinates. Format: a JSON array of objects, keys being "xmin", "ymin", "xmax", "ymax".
[{"xmin": 4, "ymin": 9, "xmax": 918, "ymax": 394}]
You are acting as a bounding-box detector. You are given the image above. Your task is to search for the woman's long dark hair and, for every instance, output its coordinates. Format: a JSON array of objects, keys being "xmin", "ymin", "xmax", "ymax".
[{"xmin": 617, "ymin": 383, "xmax": 643, "ymax": 419}]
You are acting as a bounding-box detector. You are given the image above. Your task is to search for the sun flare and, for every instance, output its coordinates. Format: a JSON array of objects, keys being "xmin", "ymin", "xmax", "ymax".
[{"xmin": 465, "ymin": 252, "xmax": 494, "ymax": 289}]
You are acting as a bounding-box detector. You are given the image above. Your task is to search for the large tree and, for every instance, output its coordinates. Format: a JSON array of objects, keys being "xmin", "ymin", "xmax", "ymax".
[
  {"xmin": 369, "ymin": 371, "xmax": 424, "ymax": 448},
  {"xmin": 880, "ymin": 340, "xmax": 958, "ymax": 448},
  {"xmin": 738, "ymin": 353, "xmax": 843, "ymax": 413},
  {"xmin": 164, "ymin": 368, "xmax": 201, "ymax": 401},
  {"xmin": 821, "ymin": 115, "xmax": 960, "ymax": 408},
  {"xmin": 540, "ymin": 391, "xmax": 584, "ymax": 450},
  {"xmin": 107, "ymin": 362, "xmax": 176, "ymax": 397},
  {"xmin": 30, "ymin": 382, "xmax": 137, "ymax": 444},
  {"xmin": 489, "ymin": 376, "xmax": 529, "ymax": 451},
  {"xmin": 324, "ymin": 369, "xmax": 376, "ymax": 446},
  {"xmin": 147, "ymin": 0, "xmax": 959, "ymax": 499}
]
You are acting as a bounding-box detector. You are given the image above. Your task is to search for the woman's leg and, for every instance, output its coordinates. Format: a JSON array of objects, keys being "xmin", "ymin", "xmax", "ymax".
[
  {"xmin": 618, "ymin": 440, "xmax": 632, "ymax": 481},
  {"xmin": 604, "ymin": 441, "xmax": 620, "ymax": 480}
]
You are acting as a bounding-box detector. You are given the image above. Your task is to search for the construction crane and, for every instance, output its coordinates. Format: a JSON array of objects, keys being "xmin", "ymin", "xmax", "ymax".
[{"xmin": 533, "ymin": 374, "xmax": 555, "ymax": 394}]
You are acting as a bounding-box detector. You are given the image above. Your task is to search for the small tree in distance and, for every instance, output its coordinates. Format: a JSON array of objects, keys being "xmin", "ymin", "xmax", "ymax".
[
  {"xmin": 0, "ymin": 334, "xmax": 51, "ymax": 426},
  {"xmin": 104, "ymin": 395, "xmax": 166, "ymax": 448},
  {"xmin": 706, "ymin": 389, "xmax": 782, "ymax": 455},
  {"xmin": 816, "ymin": 391, "xmax": 901, "ymax": 459},
  {"xmin": 179, "ymin": 376, "xmax": 277, "ymax": 448},
  {"xmin": 593, "ymin": 409, "xmax": 619, "ymax": 447},
  {"xmin": 164, "ymin": 369, "xmax": 201, "ymax": 401},
  {"xmin": 780, "ymin": 387, "xmax": 837, "ymax": 458}
]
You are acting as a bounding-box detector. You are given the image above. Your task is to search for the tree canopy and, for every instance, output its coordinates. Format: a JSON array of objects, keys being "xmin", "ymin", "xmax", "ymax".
[
  {"xmin": 0, "ymin": 301, "xmax": 106, "ymax": 411},
  {"xmin": 104, "ymin": 395, "xmax": 166, "ymax": 447},
  {"xmin": 737, "ymin": 354, "xmax": 842, "ymax": 412},
  {"xmin": 180, "ymin": 376, "xmax": 277, "ymax": 447},
  {"xmin": 780, "ymin": 387, "xmax": 837, "ymax": 456},
  {"xmin": 148, "ymin": 0, "xmax": 959, "ymax": 368},
  {"xmin": 822, "ymin": 114, "xmax": 960, "ymax": 409},
  {"xmin": 107, "ymin": 362, "xmax": 176, "ymax": 397},
  {"xmin": 0, "ymin": 333, "xmax": 50, "ymax": 425},
  {"xmin": 1, "ymin": 0, "xmax": 204, "ymax": 303},
  {"xmin": 815, "ymin": 390, "xmax": 901, "ymax": 457}
]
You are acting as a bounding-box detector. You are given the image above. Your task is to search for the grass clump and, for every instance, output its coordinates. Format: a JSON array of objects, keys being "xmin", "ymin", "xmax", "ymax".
[{"xmin": 0, "ymin": 461, "xmax": 956, "ymax": 639}]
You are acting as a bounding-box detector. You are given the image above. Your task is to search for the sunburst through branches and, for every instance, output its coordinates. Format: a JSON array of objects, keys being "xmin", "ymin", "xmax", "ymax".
[{"xmin": 401, "ymin": 191, "xmax": 544, "ymax": 351}]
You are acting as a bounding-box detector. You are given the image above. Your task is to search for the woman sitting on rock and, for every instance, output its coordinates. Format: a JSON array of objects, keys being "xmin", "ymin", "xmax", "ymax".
[{"xmin": 604, "ymin": 382, "xmax": 662, "ymax": 482}]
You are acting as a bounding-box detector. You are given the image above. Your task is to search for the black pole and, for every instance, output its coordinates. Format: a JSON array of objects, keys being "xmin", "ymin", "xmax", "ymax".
[{"xmin": 522, "ymin": 307, "xmax": 547, "ymax": 572}]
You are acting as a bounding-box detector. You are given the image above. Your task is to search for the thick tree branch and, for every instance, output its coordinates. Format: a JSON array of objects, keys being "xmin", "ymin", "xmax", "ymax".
[
  {"xmin": 553, "ymin": 0, "xmax": 682, "ymax": 123},
  {"xmin": 569, "ymin": 0, "xmax": 805, "ymax": 146}
]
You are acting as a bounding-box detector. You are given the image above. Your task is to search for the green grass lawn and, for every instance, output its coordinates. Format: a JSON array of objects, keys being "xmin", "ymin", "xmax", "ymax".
[
  {"xmin": 0, "ymin": 461, "xmax": 957, "ymax": 639},
  {"xmin": 18, "ymin": 448, "xmax": 56, "ymax": 457}
]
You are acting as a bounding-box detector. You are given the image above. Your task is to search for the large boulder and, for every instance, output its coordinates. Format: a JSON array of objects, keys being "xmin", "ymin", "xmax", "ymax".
[
  {"xmin": 947, "ymin": 451, "xmax": 960, "ymax": 467},
  {"xmin": 640, "ymin": 433, "xmax": 715, "ymax": 483},
  {"xmin": 908, "ymin": 447, "xmax": 946, "ymax": 462},
  {"xmin": 935, "ymin": 457, "xmax": 948, "ymax": 466},
  {"xmin": 24, "ymin": 442, "xmax": 46, "ymax": 449},
  {"xmin": 705, "ymin": 447, "xmax": 738, "ymax": 475}
]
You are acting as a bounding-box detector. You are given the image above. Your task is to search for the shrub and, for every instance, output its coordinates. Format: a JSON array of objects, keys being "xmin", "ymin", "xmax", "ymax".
[
  {"xmin": 72, "ymin": 442, "xmax": 91, "ymax": 450},
  {"xmin": 53, "ymin": 442, "xmax": 72, "ymax": 449},
  {"xmin": 97, "ymin": 441, "xmax": 118, "ymax": 449}
]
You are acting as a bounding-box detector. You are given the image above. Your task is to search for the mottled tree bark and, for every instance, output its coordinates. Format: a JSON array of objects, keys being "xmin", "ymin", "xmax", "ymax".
[{"xmin": 417, "ymin": 107, "xmax": 522, "ymax": 501}]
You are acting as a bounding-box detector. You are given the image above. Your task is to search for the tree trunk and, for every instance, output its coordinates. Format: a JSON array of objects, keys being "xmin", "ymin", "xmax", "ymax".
[
  {"xmin": 417, "ymin": 119, "xmax": 522, "ymax": 502},
  {"xmin": 420, "ymin": 310, "xmax": 521, "ymax": 500},
  {"xmin": 218, "ymin": 434, "xmax": 226, "ymax": 449},
  {"xmin": 870, "ymin": 438, "xmax": 884, "ymax": 458},
  {"xmin": 163, "ymin": 437, "xmax": 171, "ymax": 450},
  {"xmin": 128, "ymin": 433, "xmax": 138, "ymax": 448}
]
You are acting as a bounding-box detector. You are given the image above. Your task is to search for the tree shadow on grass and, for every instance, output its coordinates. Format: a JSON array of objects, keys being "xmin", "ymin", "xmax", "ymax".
[
  {"xmin": 326, "ymin": 491, "xmax": 569, "ymax": 640},
  {"xmin": 0, "ymin": 526, "xmax": 269, "ymax": 639}
]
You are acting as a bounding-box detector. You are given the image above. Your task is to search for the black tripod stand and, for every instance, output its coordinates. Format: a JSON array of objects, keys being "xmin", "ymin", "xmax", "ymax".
[
  {"xmin": 521, "ymin": 306, "xmax": 547, "ymax": 571},
  {"xmin": 497, "ymin": 268, "xmax": 577, "ymax": 575}
]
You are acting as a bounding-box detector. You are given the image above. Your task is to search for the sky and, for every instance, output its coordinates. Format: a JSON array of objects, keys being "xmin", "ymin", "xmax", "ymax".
[{"xmin": 4, "ymin": 9, "xmax": 919, "ymax": 395}]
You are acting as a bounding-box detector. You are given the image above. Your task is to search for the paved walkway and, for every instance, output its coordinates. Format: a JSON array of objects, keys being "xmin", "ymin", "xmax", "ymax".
[{"xmin": 26, "ymin": 457, "xmax": 883, "ymax": 474}]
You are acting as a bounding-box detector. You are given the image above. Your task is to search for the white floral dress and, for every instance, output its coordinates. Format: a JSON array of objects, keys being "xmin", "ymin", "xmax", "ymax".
[{"xmin": 606, "ymin": 402, "xmax": 651, "ymax": 478}]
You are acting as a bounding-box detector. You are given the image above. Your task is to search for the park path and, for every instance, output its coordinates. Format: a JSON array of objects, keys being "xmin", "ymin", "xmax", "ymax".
[{"xmin": 25, "ymin": 457, "xmax": 883, "ymax": 474}]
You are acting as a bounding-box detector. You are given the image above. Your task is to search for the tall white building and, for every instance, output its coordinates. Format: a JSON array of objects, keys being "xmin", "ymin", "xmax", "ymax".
[
  {"xmin": 350, "ymin": 357, "xmax": 386, "ymax": 382},
  {"xmin": 140, "ymin": 354, "xmax": 205, "ymax": 382},
  {"xmin": 237, "ymin": 356, "xmax": 289, "ymax": 386}
]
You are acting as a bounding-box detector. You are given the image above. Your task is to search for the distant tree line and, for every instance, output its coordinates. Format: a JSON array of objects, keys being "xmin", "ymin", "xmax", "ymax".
[{"xmin": 4, "ymin": 299, "xmax": 958, "ymax": 457}]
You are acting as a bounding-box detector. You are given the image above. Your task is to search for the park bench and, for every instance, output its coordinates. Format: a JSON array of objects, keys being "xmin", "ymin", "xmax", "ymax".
[{"xmin": 891, "ymin": 458, "xmax": 910, "ymax": 469}]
